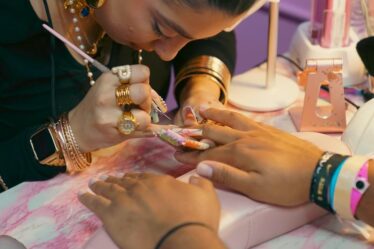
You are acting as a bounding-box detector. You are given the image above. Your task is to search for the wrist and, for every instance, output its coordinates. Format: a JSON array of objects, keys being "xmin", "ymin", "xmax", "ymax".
[
  {"xmin": 174, "ymin": 56, "xmax": 230, "ymax": 105},
  {"xmin": 310, "ymin": 153, "xmax": 372, "ymax": 221},
  {"xmin": 159, "ymin": 223, "xmax": 221, "ymax": 249},
  {"xmin": 179, "ymin": 75, "xmax": 221, "ymax": 106}
]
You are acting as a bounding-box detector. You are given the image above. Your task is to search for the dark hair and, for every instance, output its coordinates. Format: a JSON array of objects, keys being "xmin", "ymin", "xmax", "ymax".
[{"xmin": 175, "ymin": 0, "xmax": 257, "ymax": 16}]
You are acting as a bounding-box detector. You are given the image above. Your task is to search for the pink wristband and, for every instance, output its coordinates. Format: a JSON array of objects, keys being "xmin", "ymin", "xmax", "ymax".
[{"xmin": 350, "ymin": 161, "xmax": 370, "ymax": 217}]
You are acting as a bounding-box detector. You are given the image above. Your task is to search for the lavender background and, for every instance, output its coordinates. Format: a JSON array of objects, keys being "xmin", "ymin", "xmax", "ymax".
[{"xmin": 166, "ymin": 0, "xmax": 312, "ymax": 108}]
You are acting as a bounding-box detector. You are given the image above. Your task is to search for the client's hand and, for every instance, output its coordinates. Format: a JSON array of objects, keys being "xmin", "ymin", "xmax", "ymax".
[
  {"xmin": 175, "ymin": 108, "xmax": 324, "ymax": 207},
  {"xmin": 78, "ymin": 173, "xmax": 220, "ymax": 249},
  {"xmin": 69, "ymin": 65, "xmax": 153, "ymax": 152}
]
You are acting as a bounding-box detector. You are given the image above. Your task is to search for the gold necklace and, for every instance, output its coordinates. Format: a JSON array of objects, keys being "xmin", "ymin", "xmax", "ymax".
[
  {"xmin": 63, "ymin": 0, "xmax": 105, "ymax": 56},
  {"xmin": 63, "ymin": 0, "xmax": 143, "ymax": 86}
]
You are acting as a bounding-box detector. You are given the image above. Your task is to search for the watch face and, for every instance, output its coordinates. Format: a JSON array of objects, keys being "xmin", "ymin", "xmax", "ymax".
[{"xmin": 31, "ymin": 128, "xmax": 57, "ymax": 161}]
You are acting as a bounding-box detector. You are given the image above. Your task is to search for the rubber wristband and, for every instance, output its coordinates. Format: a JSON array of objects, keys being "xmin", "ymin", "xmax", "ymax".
[
  {"xmin": 310, "ymin": 152, "xmax": 348, "ymax": 212},
  {"xmin": 351, "ymin": 162, "xmax": 370, "ymax": 217},
  {"xmin": 334, "ymin": 156, "xmax": 369, "ymax": 220},
  {"xmin": 329, "ymin": 158, "xmax": 348, "ymax": 211}
]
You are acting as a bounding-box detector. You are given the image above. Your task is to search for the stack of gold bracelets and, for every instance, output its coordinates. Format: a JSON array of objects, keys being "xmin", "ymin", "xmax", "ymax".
[
  {"xmin": 40, "ymin": 113, "xmax": 91, "ymax": 172},
  {"xmin": 174, "ymin": 55, "xmax": 231, "ymax": 105},
  {"xmin": 53, "ymin": 113, "xmax": 92, "ymax": 172}
]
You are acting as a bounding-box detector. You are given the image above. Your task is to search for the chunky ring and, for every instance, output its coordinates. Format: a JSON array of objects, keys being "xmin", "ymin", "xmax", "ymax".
[
  {"xmin": 117, "ymin": 111, "xmax": 138, "ymax": 135},
  {"xmin": 112, "ymin": 65, "xmax": 131, "ymax": 84},
  {"xmin": 115, "ymin": 84, "xmax": 132, "ymax": 106}
]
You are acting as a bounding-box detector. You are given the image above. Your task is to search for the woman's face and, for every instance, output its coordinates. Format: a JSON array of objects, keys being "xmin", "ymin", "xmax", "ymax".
[{"xmin": 94, "ymin": 0, "xmax": 243, "ymax": 61}]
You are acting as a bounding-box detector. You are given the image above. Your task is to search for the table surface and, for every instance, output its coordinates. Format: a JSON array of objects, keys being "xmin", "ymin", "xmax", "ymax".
[{"xmin": 0, "ymin": 58, "xmax": 373, "ymax": 249}]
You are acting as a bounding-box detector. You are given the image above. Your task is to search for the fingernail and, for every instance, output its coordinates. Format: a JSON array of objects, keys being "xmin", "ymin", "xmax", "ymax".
[
  {"xmin": 89, "ymin": 178, "xmax": 98, "ymax": 186},
  {"xmin": 99, "ymin": 174, "xmax": 109, "ymax": 181},
  {"xmin": 77, "ymin": 190, "xmax": 86, "ymax": 196},
  {"xmin": 183, "ymin": 106, "xmax": 197, "ymax": 122},
  {"xmin": 196, "ymin": 163, "xmax": 213, "ymax": 178}
]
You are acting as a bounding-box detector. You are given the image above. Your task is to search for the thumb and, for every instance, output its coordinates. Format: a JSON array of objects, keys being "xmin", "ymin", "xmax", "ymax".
[{"xmin": 196, "ymin": 160, "xmax": 253, "ymax": 194}]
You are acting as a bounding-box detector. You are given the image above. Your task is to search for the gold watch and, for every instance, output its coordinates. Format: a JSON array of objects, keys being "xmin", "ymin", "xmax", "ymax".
[{"xmin": 30, "ymin": 124, "xmax": 65, "ymax": 166}]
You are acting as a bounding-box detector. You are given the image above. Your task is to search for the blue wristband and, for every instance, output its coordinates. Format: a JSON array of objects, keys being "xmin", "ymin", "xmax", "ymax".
[{"xmin": 329, "ymin": 158, "xmax": 348, "ymax": 211}]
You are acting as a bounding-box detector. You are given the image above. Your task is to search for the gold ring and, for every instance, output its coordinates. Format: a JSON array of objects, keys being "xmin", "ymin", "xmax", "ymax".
[
  {"xmin": 115, "ymin": 84, "xmax": 132, "ymax": 106},
  {"xmin": 111, "ymin": 65, "xmax": 131, "ymax": 84},
  {"xmin": 117, "ymin": 111, "xmax": 138, "ymax": 135}
]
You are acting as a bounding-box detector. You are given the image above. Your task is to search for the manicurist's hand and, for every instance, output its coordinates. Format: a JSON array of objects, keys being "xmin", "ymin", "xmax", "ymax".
[
  {"xmin": 174, "ymin": 75, "xmax": 225, "ymax": 126},
  {"xmin": 78, "ymin": 173, "xmax": 220, "ymax": 249},
  {"xmin": 175, "ymin": 108, "xmax": 324, "ymax": 206},
  {"xmin": 68, "ymin": 65, "xmax": 154, "ymax": 152}
]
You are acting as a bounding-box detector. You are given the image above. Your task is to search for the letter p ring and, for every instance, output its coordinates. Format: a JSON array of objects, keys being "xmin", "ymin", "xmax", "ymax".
[{"xmin": 112, "ymin": 65, "xmax": 131, "ymax": 84}]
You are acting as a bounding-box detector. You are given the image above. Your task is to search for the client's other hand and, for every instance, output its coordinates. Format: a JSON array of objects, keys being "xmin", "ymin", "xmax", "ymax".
[
  {"xmin": 78, "ymin": 173, "xmax": 220, "ymax": 249},
  {"xmin": 175, "ymin": 108, "xmax": 324, "ymax": 207}
]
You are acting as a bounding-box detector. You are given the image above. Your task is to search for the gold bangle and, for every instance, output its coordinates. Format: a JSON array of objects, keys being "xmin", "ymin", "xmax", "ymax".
[
  {"xmin": 174, "ymin": 55, "xmax": 231, "ymax": 104},
  {"xmin": 176, "ymin": 73, "xmax": 228, "ymax": 104},
  {"xmin": 61, "ymin": 114, "xmax": 92, "ymax": 168},
  {"xmin": 176, "ymin": 56, "xmax": 231, "ymax": 88},
  {"xmin": 55, "ymin": 114, "xmax": 91, "ymax": 172}
]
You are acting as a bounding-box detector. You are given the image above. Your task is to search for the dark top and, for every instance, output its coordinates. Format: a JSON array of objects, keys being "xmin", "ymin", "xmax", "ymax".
[{"xmin": 0, "ymin": 0, "xmax": 236, "ymax": 190}]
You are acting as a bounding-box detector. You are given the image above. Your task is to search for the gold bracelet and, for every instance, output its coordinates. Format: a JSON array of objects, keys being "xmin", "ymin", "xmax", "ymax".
[
  {"xmin": 61, "ymin": 114, "xmax": 92, "ymax": 169},
  {"xmin": 176, "ymin": 73, "xmax": 228, "ymax": 104},
  {"xmin": 175, "ymin": 55, "xmax": 231, "ymax": 104},
  {"xmin": 176, "ymin": 58, "xmax": 231, "ymax": 88},
  {"xmin": 54, "ymin": 114, "xmax": 91, "ymax": 172}
]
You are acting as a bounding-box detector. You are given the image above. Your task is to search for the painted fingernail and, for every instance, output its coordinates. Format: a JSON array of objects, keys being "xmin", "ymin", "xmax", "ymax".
[
  {"xmin": 196, "ymin": 163, "xmax": 213, "ymax": 178},
  {"xmin": 183, "ymin": 106, "xmax": 197, "ymax": 122},
  {"xmin": 89, "ymin": 178, "xmax": 98, "ymax": 186},
  {"xmin": 99, "ymin": 174, "xmax": 109, "ymax": 181}
]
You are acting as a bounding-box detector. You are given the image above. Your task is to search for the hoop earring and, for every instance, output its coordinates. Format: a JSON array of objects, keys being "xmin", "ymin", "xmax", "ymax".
[{"xmin": 85, "ymin": 0, "xmax": 106, "ymax": 9}]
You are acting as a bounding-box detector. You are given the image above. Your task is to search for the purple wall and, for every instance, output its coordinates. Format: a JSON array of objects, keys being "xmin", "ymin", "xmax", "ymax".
[
  {"xmin": 166, "ymin": 0, "xmax": 312, "ymax": 108},
  {"xmin": 235, "ymin": 0, "xmax": 311, "ymax": 74}
]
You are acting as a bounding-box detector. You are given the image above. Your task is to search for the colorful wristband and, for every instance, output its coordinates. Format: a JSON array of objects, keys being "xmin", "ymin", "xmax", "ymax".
[
  {"xmin": 334, "ymin": 156, "xmax": 369, "ymax": 220},
  {"xmin": 351, "ymin": 162, "xmax": 370, "ymax": 217},
  {"xmin": 309, "ymin": 152, "xmax": 348, "ymax": 212},
  {"xmin": 329, "ymin": 158, "xmax": 348, "ymax": 212}
]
